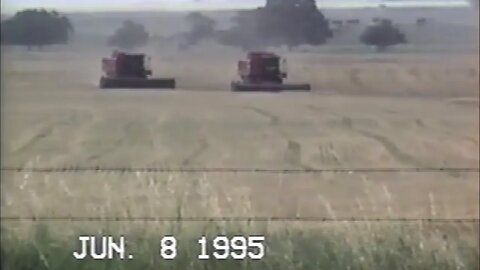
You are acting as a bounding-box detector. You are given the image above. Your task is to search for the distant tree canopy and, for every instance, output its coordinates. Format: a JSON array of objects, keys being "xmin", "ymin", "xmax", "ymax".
[
  {"xmin": 218, "ymin": 0, "xmax": 333, "ymax": 50},
  {"xmin": 108, "ymin": 20, "xmax": 149, "ymax": 50},
  {"xmin": 360, "ymin": 20, "xmax": 407, "ymax": 51},
  {"xmin": 1, "ymin": 9, "xmax": 73, "ymax": 48},
  {"xmin": 216, "ymin": 10, "xmax": 259, "ymax": 50},
  {"xmin": 178, "ymin": 12, "xmax": 216, "ymax": 50}
]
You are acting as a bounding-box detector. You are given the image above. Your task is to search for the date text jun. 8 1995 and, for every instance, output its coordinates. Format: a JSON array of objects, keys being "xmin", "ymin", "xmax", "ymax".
[{"xmin": 73, "ymin": 235, "xmax": 266, "ymax": 261}]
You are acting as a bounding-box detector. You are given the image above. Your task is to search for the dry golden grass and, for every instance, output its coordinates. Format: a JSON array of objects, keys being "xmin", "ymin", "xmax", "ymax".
[
  {"xmin": 2, "ymin": 171, "xmax": 479, "ymax": 221},
  {"xmin": 1, "ymin": 48, "xmax": 478, "ymax": 237}
]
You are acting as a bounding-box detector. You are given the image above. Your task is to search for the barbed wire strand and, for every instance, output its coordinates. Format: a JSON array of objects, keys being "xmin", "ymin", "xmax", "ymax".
[
  {"xmin": 1, "ymin": 166, "xmax": 479, "ymax": 174},
  {"xmin": 1, "ymin": 217, "xmax": 478, "ymax": 223}
]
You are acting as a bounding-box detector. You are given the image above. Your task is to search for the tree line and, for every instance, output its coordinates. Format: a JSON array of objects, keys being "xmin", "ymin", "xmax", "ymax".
[
  {"xmin": 1, "ymin": 9, "xmax": 73, "ymax": 49},
  {"xmin": 1, "ymin": 2, "xmax": 408, "ymax": 52}
]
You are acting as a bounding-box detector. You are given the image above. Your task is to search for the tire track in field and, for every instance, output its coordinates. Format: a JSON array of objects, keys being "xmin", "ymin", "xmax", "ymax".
[
  {"xmin": 84, "ymin": 135, "xmax": 124, "ymax": 163},
  {"xmin": 73, "ymin": 107, "xmax": 154, "ymax": 161},
  {"xmin": 245, "ymin": 107, "xmax": 281, "ymax": 126},
  {"xmin": 415, "ymin": 118, "xmax": 427, "ymax": 128},
  {"xmin": 83, "ymin": 119, "xmax": 139, "ymax": 163},
  {"xmin": 63, "ymin": 110, "xmax": 97, "ymax": 162},
  {"xmin": 156, "ymin": 117, "xmax": 210, "ymax": 168},
  {"xmin": 244, "ymin": 106, "xmax": 313, "ymax": 169},
  {"xmin": 9, "ymin": 111, "xmax": 98, "ymax": 167},
  {"xmin": 11, "ymin": 115, "xmax": 74, "ymax": 164},
  {"xmin": 307, "ymin": 105, "xmax": 425, "ymax": 167},
  {"xmin": 349, "ymin": 121, "xmax": 424, "ymax": 167},
  {"xmin": 317, "ymin": 142, "xmax": 342, "ymax": 166},
  {"xmin": 306, "ymin": 105, "xmax": 344, "ymax": 166},
  {"xmin": 34, "ymin": 109, "xmax": 99, "ymax": 167},
  {"xmin": 12, "ymin": 124, "xmax": 57, "ymax": 155},
  {"xmin": 341, "ymin": 115, "xmax": 425, "ymax": 167},
  {"xmin": 181, "ymin": 135, "xmax": 209, "ymax": 167},
  {"xmin": 349, "ymin": 68, "xmax": 366, "ymax": 91},
  {"xmin": 11, "ymin": 114, "xmax": 76, "ymax": 155},
  {"xmin": 414, "ymin": 116, "xmax": 478, "ymax": 146}
]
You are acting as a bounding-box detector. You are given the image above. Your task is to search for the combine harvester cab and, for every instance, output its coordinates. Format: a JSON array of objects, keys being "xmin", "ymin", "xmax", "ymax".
[
  {"xmin": 231, "ymin": 51, "xmax": 311, "ymax": 92},
  {"xmin": 100, "ymin": 51, "xmax": 176, "ymax": 89}
]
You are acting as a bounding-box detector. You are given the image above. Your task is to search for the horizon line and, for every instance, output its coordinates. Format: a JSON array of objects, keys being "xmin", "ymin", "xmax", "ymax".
[{"xmin": 1, "ymin": 1, "xmax": 472, "ymax": 15}]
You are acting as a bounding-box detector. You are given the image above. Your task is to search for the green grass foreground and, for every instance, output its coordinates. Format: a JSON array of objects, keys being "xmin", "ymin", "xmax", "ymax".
[{"xmin": 1, "ymin": 222, "xmax": 479, "ymax": 270}]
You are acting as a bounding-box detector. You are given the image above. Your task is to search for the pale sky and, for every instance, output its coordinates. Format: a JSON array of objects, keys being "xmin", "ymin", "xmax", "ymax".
[{"xmin": 1, "ymin": 0, "xmax": 471, "ymax": 13}]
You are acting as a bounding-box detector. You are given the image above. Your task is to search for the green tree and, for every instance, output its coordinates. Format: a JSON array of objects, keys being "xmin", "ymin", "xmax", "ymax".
[
  {"xmin": 1, "ymin": 9, "xmax": 74, "ymax": 49},
  {"xmin": 217, "ymin": 10, "xmax": 260, "ymax": 51},
  {"xmin": 360, "ymin": 20, "xmax": 407, "ymax": 52},
  {"xmin": 179, "ymin": 12, "xmax": 216, "ymax": 50},
  {"xmin": 218, "ymin": 0, "xmax": 332, "ymax": 50},
  {"xmin": 108, "ymin": 20, "xmax": 149, "ymax": 50}
]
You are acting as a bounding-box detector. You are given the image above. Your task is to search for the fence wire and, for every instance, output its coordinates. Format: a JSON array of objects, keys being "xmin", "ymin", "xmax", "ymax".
[
  {"xmin": 1, "ymin": 166, "xmax": 479, "ymax": 174},
  {"xmin": 1, "ymin": 216, "xmax": 479, "ymax": 223},
  {"xmin": 1, "ymin": 166, "xmax": 478, "ymax": 223}
]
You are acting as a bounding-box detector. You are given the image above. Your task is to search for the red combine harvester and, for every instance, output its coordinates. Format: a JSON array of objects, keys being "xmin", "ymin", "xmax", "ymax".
[
  {"xmin": 100, "ymin": 51, "xmax": 175, "ymax": 89},
  {"xmin": 231, "ymin": 51, "xmax": 311, "ymax": 92}
]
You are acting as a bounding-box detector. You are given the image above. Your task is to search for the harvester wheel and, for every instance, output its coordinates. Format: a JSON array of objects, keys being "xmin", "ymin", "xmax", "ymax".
[
  {"xmin": 231, "ymin": 81, "xmax": 240, "ymax": 92},
  {"xmin": 99, "ymin": 77, "xmax": 108, "ymax": 89}
]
